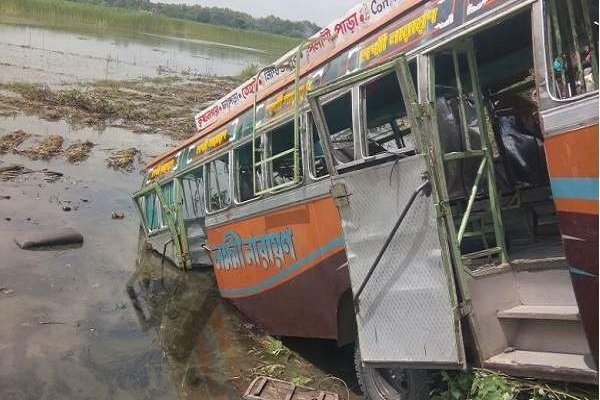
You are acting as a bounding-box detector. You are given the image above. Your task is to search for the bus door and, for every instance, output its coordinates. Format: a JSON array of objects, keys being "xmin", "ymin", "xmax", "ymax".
[
  {"xmin": 133, "ymin": 179, "xmax": 192, "ymax": 270},
  {"xmin": 308, "ymin": 58, "xmax": 465, "ymax": 368}
]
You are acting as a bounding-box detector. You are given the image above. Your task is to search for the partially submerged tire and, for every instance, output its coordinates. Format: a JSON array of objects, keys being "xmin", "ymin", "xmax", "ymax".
[{"xmin": 355, "ymin": 345, "xmax": 431, "ymax": 400}]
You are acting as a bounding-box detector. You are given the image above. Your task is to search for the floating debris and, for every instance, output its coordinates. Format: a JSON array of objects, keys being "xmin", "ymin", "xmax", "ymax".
[
  {"xmin": 21, "ymin": 135, "xmax": 64, "ymax": 160},
  {"xmin": 64, "ymin": 140, "xmax": 94, "ymax": 163},
  {"xmin": 0, "ymin": 130, "xmax": 29, "ymax": 153},
  {"xmin": 41, "ymin": 169, "xmax": 64, "ymax": 183},
  {"xmin": 106, "ymin": 147, "xmax": 139, "ymax": 171},
  {"xmin": 15, "ymin": 226, "xmax": 84, "ymax": 249},
  {"xmin": 111, "ymin": 211, "xmax": 125, "ymax": 220},
  {"xmin": 0, "ymin": 164, "xmax": 32, "ymax": 181}
]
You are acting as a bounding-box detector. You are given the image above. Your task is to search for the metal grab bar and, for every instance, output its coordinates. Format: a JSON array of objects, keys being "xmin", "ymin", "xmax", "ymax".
[{"xmin": 353, "ymin": 178, "xmax": 431, "ymax": 308}]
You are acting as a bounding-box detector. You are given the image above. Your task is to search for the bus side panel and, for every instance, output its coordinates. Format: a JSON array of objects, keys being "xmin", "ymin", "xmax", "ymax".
[
  {"xmin": 544, "ymin": 123, "xmax": 599, "ymax": 365},
  {"xmin": 206, "ymin": 196, "xmax": 350, "ymax": 340}
]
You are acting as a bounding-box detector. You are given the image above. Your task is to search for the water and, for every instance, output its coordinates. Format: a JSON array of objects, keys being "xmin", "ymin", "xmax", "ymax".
[
  {"xmin": 0, "ymin": 23, "xmax": 271, "ymax": 84},
  {"xmin": 0, "ymin": 115, "xmax": 359, "ymax": 399}
]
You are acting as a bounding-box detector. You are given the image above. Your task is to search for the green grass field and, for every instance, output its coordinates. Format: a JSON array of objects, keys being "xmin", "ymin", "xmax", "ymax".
[{"xmin": 0, "ymin": 0, "xmax": 300, "ymax": 56}]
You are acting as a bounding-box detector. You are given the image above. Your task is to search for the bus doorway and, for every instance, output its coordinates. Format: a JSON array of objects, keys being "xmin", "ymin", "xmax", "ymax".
[
  {"xmin": 309, "ymin": 59, "xmax": 466, "ymax": 399},
  {"xmin": 423, "ymin": 8, "xmax": 596, "ymax": 383}
]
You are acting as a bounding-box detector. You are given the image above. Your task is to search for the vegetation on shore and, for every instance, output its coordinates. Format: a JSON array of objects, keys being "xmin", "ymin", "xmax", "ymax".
[
  {"xmin": 0, "ymin": 76, "xmax": 240, "ymax": 139},
  {"xmin": 0, "ymin": 0, "xmax": 301, "ymax": 56},
  {"xmin": 431, "ymin": 369, "xmax": 598, "ymax": 400},
  {"xmin": 67, "ymin": 0, "xmax": 320, "ymax": 38}
]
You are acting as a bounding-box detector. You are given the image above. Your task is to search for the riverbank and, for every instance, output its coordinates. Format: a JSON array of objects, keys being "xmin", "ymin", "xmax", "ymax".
[{"xmin": 0, "ymin": 0, "xmax": 300, "ymax": 56}]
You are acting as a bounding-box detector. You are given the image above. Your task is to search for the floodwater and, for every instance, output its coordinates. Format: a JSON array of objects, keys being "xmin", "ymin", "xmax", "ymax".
[
  {"xmin": 0, "ymin": 115, "xmax": 359, "ymax": 399},
  {"xmin": 0, "ymin": 22, "xmax": 271, "ymax": 84},
  {"xmin": 0, "ymin": 20, "xmax": 358, "ymax": 398}
]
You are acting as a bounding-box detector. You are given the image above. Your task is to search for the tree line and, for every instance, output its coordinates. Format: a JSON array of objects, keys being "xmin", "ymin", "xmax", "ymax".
[{"xmin": 66, "ymin": 0, "xmax": 321, "ymax": 38}]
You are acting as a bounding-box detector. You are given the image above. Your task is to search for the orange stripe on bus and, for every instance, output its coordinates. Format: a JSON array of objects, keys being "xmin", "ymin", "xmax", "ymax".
[
  {"xmin": 208, "ymin": 197, "xmax": 344, "ymax": 295},
  {"xmin": 545, "ymin": 124, "xmax": 599, "ymax": 178},
  {"xmin": 554, "ymin": 198, "xmax": 599, "ymax": 215}
]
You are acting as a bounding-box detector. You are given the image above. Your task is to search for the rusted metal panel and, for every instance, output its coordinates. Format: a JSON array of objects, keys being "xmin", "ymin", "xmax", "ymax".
[{"xmin": 242, "ymin": 376, "xmax": 339, "ymax": 400}]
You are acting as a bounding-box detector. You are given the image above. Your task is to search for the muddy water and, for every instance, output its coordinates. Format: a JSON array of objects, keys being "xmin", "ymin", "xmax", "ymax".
[
  {"xmin": 0, "ymin": 116, "xmax": 359, "ymax": 399},
  {"xmin": 0, "ymin": 23, "xmax": 270, "ymax": 84}
]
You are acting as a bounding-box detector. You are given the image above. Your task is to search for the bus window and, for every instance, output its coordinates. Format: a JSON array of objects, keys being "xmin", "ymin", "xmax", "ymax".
[
  {"xmin": 141, "ymin": 191, "xmax": 164, "ymax": 232},
  {"xmin": 162, "ymin": 181, "xmax": 174, "ymax": 205},
  {"xmin": 234, "ymin": 141, "xmax": 259, "ymax": 203},
  {"xmin": 360, "ymin": 72, "xmax": 415, "ymax": 157},
  {"xmin": 322, "ymin": 92, "xmax": 355, "ymax": 164},
  {"xmin": 308, "ymin": 114, "xmax": 329, "ymax": 178},
  {"xmin": 545, "ymin": 0, "xmax": 598, "ymax": 99},
  {"xmin": 265, "ymin": 120, "xmax": 302, "ymax": 187},
  {"xmin": 206, "ymin": 154, "xmax": 231, "ymax": 212},
  {"xmin": 181, "ymin": 167, "xmax": 205, "ymax": 220}
]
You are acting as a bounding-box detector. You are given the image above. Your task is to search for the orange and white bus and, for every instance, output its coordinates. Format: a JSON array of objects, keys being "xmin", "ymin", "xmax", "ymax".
[{"xmin": 134, "ymin": 0, "xmax": 598, "ymax": 397}]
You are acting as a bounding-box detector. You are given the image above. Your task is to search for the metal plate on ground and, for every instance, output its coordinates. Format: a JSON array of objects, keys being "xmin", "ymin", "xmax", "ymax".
[
  {"xmin": 332, "ymin": 156, "xmax": 462, "ymax": 365},
  {"xmin": 243, "ymin": 376, "xmax": 339, "ymax": 400}
]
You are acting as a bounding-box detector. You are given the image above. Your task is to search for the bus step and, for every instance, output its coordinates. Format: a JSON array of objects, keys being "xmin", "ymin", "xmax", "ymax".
[{"xmin": 462, "ymin": 246, "xmax": 502, "ymax": 260}]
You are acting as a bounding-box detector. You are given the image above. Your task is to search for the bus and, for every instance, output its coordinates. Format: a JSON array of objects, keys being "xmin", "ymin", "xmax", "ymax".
[{"xmin": 133, "ymin": 0, "xmax": 598, "ymax": 397}]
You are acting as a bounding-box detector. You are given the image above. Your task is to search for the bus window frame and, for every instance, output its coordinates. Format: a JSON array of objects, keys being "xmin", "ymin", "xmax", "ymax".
[
  {"xmin": 357, "ymin": 70, "xmax": 418, "ymax": 163},
  {"xmin": 253, "ymin": 116, "xmax": 305, "ymax": 194},
  {"xmin": 178, "ymin": 165, "xmax": 206, "ymax": 221},
  {"xmin": 308, "ymin": 88, "xmax": 361, "ymax": 175},
  {"xmin": 204, "ymin": 151, "xmax": 233, "ymax": 215},
  {"xmin": 540, "ymin": 0, "xmax": 599, "ymax": 103},
  {"xmin": 305, "ymin": 112, "xmax": 331, "ymax": 181},
  {"xmin": 232, "ymin": 137, "xmax": 264, "ymax": 205},
  {"xmin": 135, "ymin": 181, "xmax": 170, "ymax": 236}
]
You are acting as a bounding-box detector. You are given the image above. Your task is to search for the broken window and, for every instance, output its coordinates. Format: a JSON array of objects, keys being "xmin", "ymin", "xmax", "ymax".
[
  {"xmin": 360, "ymin": 72, "xmax": 415, "ymax": 157},
  {"xmin": 307, "ymin": 114, "xmax": 329, "ymax": 178},
  {"xmin": 181, "ymin": 167, "xmax": 205, "ymax": 220},
  {"xmin": 140, "ymin": 191, "xmax": 164, "ymax": 232},
  {"xmin": 322, "ymin": 92, "xmax": 355, "ymax": 164},
  {"xmin": 234, "ymin": 141, "xmax": 259, "ymax": 203},
  {"xmin": 264, "ymin": 120, "xmax": 301, "ymax": 188},
  {"xmin": 206, "ymin": 154, "xmax": 231, "ymax": 212},
  {"xmin": 545, "ymin": 0, "xmax": 598, "ymax": 98}
]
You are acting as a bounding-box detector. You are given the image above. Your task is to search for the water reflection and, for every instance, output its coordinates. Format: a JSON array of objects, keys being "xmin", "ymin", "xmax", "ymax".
[
  {"xmin": 128, "ymin": 246, "xmax": 259, "ymax": 399},
  {"xmin": 128, "ymin": 244, "xmax": 360, "ymax": 399}
]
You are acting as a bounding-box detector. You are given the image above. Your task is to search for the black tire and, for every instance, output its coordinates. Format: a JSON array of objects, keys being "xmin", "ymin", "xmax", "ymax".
[{"xmin": 355, "ymin": 344, "xmax": 431, "ymax": 400}]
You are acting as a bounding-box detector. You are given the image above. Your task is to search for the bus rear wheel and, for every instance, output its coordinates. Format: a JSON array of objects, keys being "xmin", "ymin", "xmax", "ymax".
[{"xmin": 355, "ymin": 345, "xmax": 431, "ymax": 400}]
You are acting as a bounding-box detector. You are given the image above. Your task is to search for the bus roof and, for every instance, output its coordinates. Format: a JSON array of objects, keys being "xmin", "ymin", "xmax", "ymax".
[{"xmin": 146, "ymin": 0, "xmax": 426, "ymax": 170}]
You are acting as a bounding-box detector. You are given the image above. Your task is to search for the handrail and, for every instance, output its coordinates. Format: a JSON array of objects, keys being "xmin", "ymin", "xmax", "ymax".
[{"xmin": 353, "ymin": 178, "xmax": 431, "ymax": 308}]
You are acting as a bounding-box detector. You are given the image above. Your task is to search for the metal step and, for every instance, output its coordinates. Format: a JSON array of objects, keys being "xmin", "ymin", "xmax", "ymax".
[
  {"xmin": 484, "ymin": 350, "xmax": 598, "ymax": 384},
  {"xmin": 462, "ymin": 246, "xmax": 502, "ymax": 260},
  {"xmin": 497, "ymin": 305, "xmax": 579, "ymax": 321}
]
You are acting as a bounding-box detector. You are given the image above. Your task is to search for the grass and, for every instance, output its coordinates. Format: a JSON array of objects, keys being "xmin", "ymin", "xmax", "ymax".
[
  {"xmin": 237, "ymin": 63, "xmax": 260, "ymax": 81},
  {"xmin": 431, "ymin": 369, "xmax": 598, "ymax": 400},
  {"xmin": 0, "ymin": 0, "xmax": 300, "ymax": 56}
]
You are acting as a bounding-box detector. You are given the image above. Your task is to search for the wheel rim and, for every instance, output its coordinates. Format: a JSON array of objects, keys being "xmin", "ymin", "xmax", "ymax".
[
  {"xmin": 366, "ymin": 366, "xmax": 411, "ymax": 399},
  {"xmin": 379, "ymin": 368, "xmax": 410, "ymax": 395}
]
